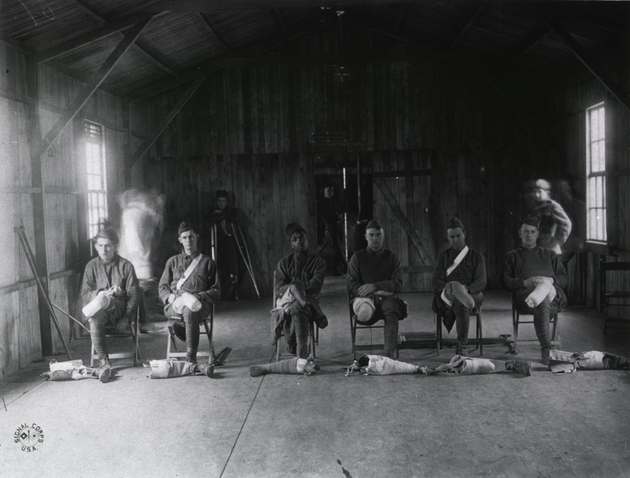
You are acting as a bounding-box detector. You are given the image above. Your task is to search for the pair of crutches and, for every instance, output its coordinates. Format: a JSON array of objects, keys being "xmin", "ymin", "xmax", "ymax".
[{"xmin": 209, "ymin": 222, "xmax": 260, "ymax": 298}]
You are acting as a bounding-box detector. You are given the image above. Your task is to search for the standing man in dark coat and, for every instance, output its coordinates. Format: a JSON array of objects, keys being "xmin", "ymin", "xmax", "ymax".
[
  {"xmin": 207, "ymin": 190, "xmax": 242, "ymax": 300},
  {"xmin": 502, "ymin": 215, "xmax": 568, "ymax": 364},
  {"xmin": 347, "ymin": 219, "xmax": 407, "ymax": 358},
  {"xmin": 81, "ymin": 229, "xmax": 139, "ymax": 374},
  {"xmin": 272, "ymin": 223, "xmax": 328, "ymax": 359},
  {"xmin": 432, "ymin": 218, "xmax": 486, "ymax": 355},
  {"xmin": 159, "ymin": 222, "xmax": 221, "ymax": 364}
]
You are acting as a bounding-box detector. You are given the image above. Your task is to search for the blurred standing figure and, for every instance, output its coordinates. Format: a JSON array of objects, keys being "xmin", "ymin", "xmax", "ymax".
[
  {"xmin": 207, "ymin": 190, "xmax": 242, "ymax": 300},
  {"xmin": 522, "ymin": 179, "xmax": 572, "ymax": 255},
  {"xmin": 317, "ymin": 185, "xmax": 347, "ymax": 275}
]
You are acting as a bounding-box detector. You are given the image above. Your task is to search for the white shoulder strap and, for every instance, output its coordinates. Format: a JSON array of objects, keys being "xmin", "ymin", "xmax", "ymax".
[
  {"xmin": 176, "ymin": 254, "xmax": 203, "ymax": 290},
  {"xmin": 446, "ymin": 246, "xmax": 469, "ymax": 277}
]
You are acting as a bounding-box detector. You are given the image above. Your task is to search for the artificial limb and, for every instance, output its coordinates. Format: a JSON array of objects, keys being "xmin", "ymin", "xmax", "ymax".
[
  {"xmin": 249, "ymin": 357, "xmax": 320, "ymax": 377},
  {"xmin": 41, "ymin": 359, "xmax": 114, "ymax": 383},
  {"xmin": 144, "ymin": 359, "xmax": 215, "ymax": 378}
]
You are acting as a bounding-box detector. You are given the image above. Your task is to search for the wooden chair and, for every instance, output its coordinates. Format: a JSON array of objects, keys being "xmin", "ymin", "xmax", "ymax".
[
  {"xmin": 600, "ymin": 261, "xmax": 630, "ymax": 333},
  {"xmin": 348, "ymin": 299, "xmax": 399, "ymax": 359},
  {"xmin": 90, "ymin": 307, "xmax": 140, "ymax": 366},
  {"xmin": 511, "ymin": 295, "xmax": 559, "ymax": 355},
  {"xmin": 166, "ymin": 305, "xmax": 215, "ymax": 363},
  {"xmin": 435, "ymin": 305, "xmax": 483, "ymax": 356}
]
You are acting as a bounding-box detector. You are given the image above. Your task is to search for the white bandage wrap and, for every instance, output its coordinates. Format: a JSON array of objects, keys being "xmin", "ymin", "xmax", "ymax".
[
  {"xmin": 352, "ymin": 297, "xmax": 375, "ymax": 323},
  {"xmin": 525, "ymin": 277, "xmax": 557, "ymax": 308},
  {"xmin": 296, "ymin": 358, "xmax": 308, "ymax": 373},
  {"xmin": 172, "ymin": 292, "xmax": 202, "ymax": 314},
  {"xmin": 365, "ymin": 355, "xmax": 419, "ymax": 375},
  {"xmin": 82, "ymin": 291, "xmax": 111, "ymax": 317}
]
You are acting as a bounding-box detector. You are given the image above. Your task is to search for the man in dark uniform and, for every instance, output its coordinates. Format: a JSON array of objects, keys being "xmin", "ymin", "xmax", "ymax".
[
  {"xmin": 272, "ymin": 223, "xmax": 328, "ymax": 359},
  {"xmin": 432, "ymin": 218, "xmax": 486, "ymax": 356},
  {"xmin": 207, "ymin": 190, "xmax": 242, "ymax": 300},
  {"xmin": 81, "ymin": 229, "xmax": 139, "ymax": 376},
  {"xmin": 159, "ymin": 222, "xmax": 221, "ymax": 364},
  {"xmin": 347, "ymin": 219, "xmax": 407, "ymax": 358}
]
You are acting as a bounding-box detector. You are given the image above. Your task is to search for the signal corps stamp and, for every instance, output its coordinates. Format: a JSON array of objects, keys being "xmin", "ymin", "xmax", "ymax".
[{"xmin": 14, "ymin": 423, "xmax": 44, "ymax": 452}]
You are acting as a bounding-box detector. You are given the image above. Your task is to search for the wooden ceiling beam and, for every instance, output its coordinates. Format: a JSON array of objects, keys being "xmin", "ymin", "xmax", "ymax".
[
  {"xmin": 35, "ymin": 11, "xmax": 162, "ymax": 63},
  {"xmin": 504, "ymin": 26, "xmax": 550, "ymax": 65},
  {"xmin": 130, "ymin": 74, "xmax": 209, "ymax": 168},
  {"xmin": 450, "ymin": 2, "xmax": 486, "ymax": 49},
  {"xmin": 195, "ymin": 12, "xmax": 233, "ymax": 53},
  {"xmin": 538, "ymin": 8, "xmax": 630, "ymax": 114},
  {"xmin": 127, "ymin": 24, "xmax": 325, "ymax": 101},
  {"xmin": 33, "ymin": 19, "xmax": 152, "ymax": 160},
  {"xmin": 72, "ymin": 0, "xmax": 108, "ymax": 25},
  {"xmin": 151, "ymin": 0, "xmax": 457, "ymax": 11}
]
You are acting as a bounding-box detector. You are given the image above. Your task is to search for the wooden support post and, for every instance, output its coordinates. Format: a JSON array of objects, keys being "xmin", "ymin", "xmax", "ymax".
[
  {"xmin": 25, "ymin": 54, "xmax": 55, "ymax": 355},
  {"xmin": 374, "ymin": 178, "xmax": 433, "ymax": 266}
]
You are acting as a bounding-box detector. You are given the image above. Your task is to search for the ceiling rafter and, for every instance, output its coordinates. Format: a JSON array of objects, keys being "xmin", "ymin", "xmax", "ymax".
[
  {"xmin": 72, "ymin": 0, "xmax": 108, "ymax": 25},
  {"xmin": 34, "ymin": 11, "xmax": 166, "ymax": 63},
  {"xmin": 149, "ymin": 0, "xmax": 436, "ymax": 12},
  {"xmin": 538, "ymin": 7, "xmax": 630, "ymax": 114},
  {"xmin": 505, "ymin": 26, "xmax": 550, "ymax": 65},
  {"xmin": 450, "ymin": 2, "xmax": 486, "ymax": 49},
  {"xmin": 34, "ymin": 19, "xmax": 152, "ymax": 160},
  {"xmin": 127, "ymin": 23, "xmax": 325, "ymax": 102},
  {"xmin": 195, "ymin": 12, "xmax": 233, "ymax": 53}
]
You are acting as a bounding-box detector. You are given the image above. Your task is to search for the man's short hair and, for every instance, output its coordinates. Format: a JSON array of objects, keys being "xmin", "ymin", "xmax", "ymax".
[
  {"xmin": 446, "ymin": 217, "xmax": 465, "ymax": 232},
  {"xmin": 285, "ymin": 222, "xmax": 307, "ymax": 240},
  {"xmin": 178, "ymin": 221, "xmax": 197, "ymax": 236},
  {"xmin": 92, "ymin": 228, "xmax": 119, "ymax": 244},
  {"xmin": 215, "ymin": 190, "xmax": 229, "ymax": 199},
  {"xmin": 520, "ymin": 214, "xmax": 540, "ymax": 229}
]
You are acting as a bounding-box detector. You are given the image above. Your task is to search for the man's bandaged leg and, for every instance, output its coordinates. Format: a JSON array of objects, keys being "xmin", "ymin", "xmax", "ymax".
[
  {"xmin": 525, "ymin": 277, "xmax": 557, "ymax": 308},
  {"xmin": 353, "ymin": 297, "xmax": 375, "ymax": 324},
  {"xmin": 172, "ymin": 292, "xmax": 202, "ymax": 314},
  {"xmin": 444, "ymin": 282, "xmax": 475, "ymax": 310}
]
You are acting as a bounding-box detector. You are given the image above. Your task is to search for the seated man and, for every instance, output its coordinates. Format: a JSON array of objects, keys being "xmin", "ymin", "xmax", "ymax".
[
  {"xmin": 159, "ymin": 222, "xmax": 221, "ymax": 364},
  {"xmin": 81, "ymin": 229, "xmax": 139, "ymax": 372},
  {"xmin": 272, "ymin": 223, "xmax": 328, "ymax": 359},
  {"xmin": 432, "ymin": 218, "xmax": 486, "ymax": 355},
  {"xmin": 347, "ymin": 219, "xmax": 407, "ymax": 358},
  {"xmin": 502, "ymin": 215, "xmax": 568, "ymax": 364}
]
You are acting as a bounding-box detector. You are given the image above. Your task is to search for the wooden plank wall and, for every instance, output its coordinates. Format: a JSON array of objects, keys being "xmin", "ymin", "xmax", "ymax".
[
  {"xmin": 543, "ymin": 64, "xmax": 630, "ymax": 308},
  {"xmin": 135, "ymin": 53, "xmax": 559, "ymax": 296},
  {"xmin": 0, "ymin": 45, "xmax": 131, "ymax": 375}
]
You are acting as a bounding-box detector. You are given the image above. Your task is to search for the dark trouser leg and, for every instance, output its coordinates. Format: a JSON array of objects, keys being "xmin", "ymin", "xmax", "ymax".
[
  {"xmin": 288, "ymin": 302, "xmax": 312, "ymax": 359},
  {"xmin": 182, "ymin": 307, "xmax": 201, "ymax": 363},
  {"xmin": 379, "ymin": 298, "xmax": 405, "ymax": 358},
  {"xmin": 89, "ymin": 312, "xmax": 109, "ymax": 361},
  {"xmin": 382, "ymin": 315, "xmax": 399, "ymax": 358},
  {"xmin": 533, "ymin": 297, "xmax": 552, "ymax": 352},
  {"xmin": 453, "ymin": 300, "xmax": 471, "ymax": 348}
]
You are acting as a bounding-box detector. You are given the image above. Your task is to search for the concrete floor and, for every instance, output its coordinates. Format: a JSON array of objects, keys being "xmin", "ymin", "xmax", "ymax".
[{"xmin": 1, "ymin": 276, "xmax": 629, "ymax": 478}]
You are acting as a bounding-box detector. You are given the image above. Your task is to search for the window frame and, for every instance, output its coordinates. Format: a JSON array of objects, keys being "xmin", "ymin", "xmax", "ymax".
[
  {"xmin": 84, "ymin": 120, "xmax": 108, "ymax": 240},
  {"xmin": 585, "ymin": 102, "xmax": 607, "ymax": 245}
]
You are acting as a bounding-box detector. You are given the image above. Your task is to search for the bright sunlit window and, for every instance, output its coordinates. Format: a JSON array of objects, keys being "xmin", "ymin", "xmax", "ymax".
[
  {"xmin": 85, "ymin": 120, "xmax": 108, "ymax": 239},
  {"xmin": 586, "ymin": 103, "xmax": 606, "ymax": 243}
]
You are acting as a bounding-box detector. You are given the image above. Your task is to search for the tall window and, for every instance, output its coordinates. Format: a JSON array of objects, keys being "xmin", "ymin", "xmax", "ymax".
[
  {"xmin": 586, "ymin": 103, "xmax": 606, "ymax": 243},
  {"xmin": 85, "ymin": 120, "xmax": 108, "ymax": 239}
]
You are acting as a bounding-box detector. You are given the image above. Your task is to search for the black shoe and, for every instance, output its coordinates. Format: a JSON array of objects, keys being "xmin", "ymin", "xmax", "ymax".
[
  {"xmin": 455, "ymin": 344, "xmax": 468, "ymax": 356},
  {"xmin": 505, "ymin": 360, "xmax": 532, "ymax": 376},
  {"xmin": 97, "ymin": 367, "xmax": 114, "ymax": 383},
  {"xmin": 172, "ymin": 321, "xmax": 186, "ymax": 342}
]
